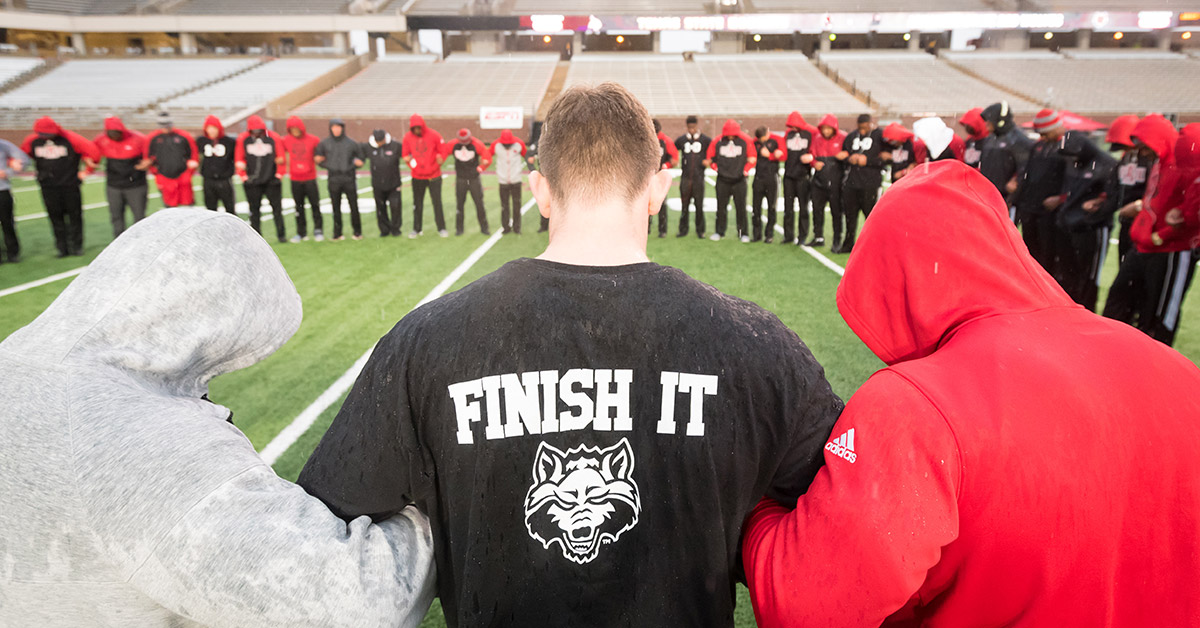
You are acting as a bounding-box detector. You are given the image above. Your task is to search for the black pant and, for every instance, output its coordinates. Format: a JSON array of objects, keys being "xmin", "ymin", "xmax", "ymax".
[
  {"xmin": 678, "ymin": 175, "xmax": 706, "ymax": 236},
  {"xmin": 203, "ymin": 178, "xmax": 236, "ymax": 215},
  {"xmin": 1058, "ymin": 226, "xmax": 1110, "ymax": 312},
  {"xmin": 105, "ymin": 184, "xmax": 148, "ymax": 238},
  {"xmin": 651, "ymin": 199, "xmax": 669, "ymax": 236},
  {"xmin": 1117, "ymin": 217, "xmax": 1134, "ymax": 264},
  {"xmin": 751, "ymin": 176, "xmax": 778, "ymax": 241},
  {"xmin": 373, "ymin": 185, "xmax": 402, "ymax": 236},
  {"xmin": 0, "ymin": 190, "xmax": 17, "ymax": 261},
  {"xmin": 328, "ymin": 175, "xmax": 361, "ymax": 238},
  {"xmin": 244, "ymin": 181, "xmax": 285, "ymax": 241},
  {"xmin": 412, "ymin": 177, "xmax": 445, "ymax": 233},
  {"xmin": 1019, "ymin": 211, "xmax": 1060, "ymax": 279},
  {"xmin": 714, "ymin": 176, "xmax": 747, "ymax": 238},
  {"xmin": 455, "ymin": 176, "xmax": 488, "ymax": 234},
  {"xmin": 40, "ymin": 184, "xmax": 83, "ymax": 255},
  {"xmin": 539, "ymin": 214, "xmax": 549, "ymax": 232},
  {"xmin": 1104, "ymin": 248, "xmax": 1197, "ymax": 346},
  {"xmin": 812, "ymin": 182, "xmax": 841, "ymax": 243},
  {"xmin": 291, "ymin": 179, "xmax": 322, "ymax": 237},
  {"xmin": 782, "ymin": 176, "xmax": 813, "ymax": 243},
  {"xmin": 499, "ymin": 182, "xmax": 522, "ymax": 233},
  {"xmin": 841, "ymin": 186, "xmax": 878, "ymax": 248}
]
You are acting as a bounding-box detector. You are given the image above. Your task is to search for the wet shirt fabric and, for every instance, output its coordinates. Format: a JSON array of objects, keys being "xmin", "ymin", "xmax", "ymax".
[{"xmin": 298, "ymin": 258, "xmax": 843, "ymax": 628}]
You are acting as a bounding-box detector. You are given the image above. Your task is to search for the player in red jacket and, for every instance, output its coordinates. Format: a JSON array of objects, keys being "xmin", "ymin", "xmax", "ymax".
[
  {"xmin": 401, "ymin": 114, "xmax": 446, "ymax": 238},
  {"xmin": 22, "ymin": 116, "xmax": 100, "ymax": 257},
  {"xmin": 958, "ymin": 107, "xmax": 988, "ymax": 169},
  {"xmin": 704, "ymin": 119, "xmax": 756, "ymax": 241},
  {"xmin": 93, "ymin": 116, "xmax": 148, "ymax": 238},
  {"xmin": 1105, "ymin": 117, "xmax": 1199, "ymax": 346},
  {"xmin": 280, "ymin": 116, "xmax": 323, "ymax": 241},
  {"xmin": 652, "ymin": 119, "xmax": 679, "ymax": 238},
  {"xmin": 880, "ymin": 122, "xmax": 925, "ymax": 183},
  {"xmin": 742, "ymin": 160, "xmax": 1200, "ymax": 628},
  {"xmin": 144, "ymin": 110, "xmax": 198, "ymax": 208}
]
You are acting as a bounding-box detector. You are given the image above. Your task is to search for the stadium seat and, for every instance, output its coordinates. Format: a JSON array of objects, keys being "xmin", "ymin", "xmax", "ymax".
[
  {"xmin": 817, "ymin": 50, "xmax": 1039, "ymax": 116},
  {"xmin": 172, "ymin": 0, "xmax": 349, "ymax": 14}
]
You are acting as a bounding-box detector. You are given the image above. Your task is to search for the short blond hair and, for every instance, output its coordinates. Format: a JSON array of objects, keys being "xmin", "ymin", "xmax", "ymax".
[{"xmin": 537, "ymin": 82, "xmax": 659, "ymax": 207}]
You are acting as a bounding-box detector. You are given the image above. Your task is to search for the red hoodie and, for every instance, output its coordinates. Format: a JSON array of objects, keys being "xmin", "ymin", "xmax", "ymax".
[
  {"xmin": 743, "ymin": 160, "xmax": 1200, "ymax": 628},
  {"xmin": 234, "ymin": 115, "xmax": 284, "ymax": 182},
  {"xmin": 704, "ymin": 119, "xmax": 757, "ymax": 177},
  {"xmin": 22, "ymin": 116, "xmax": 100, "ymax": 181},
  {"xmin": 958, "ymin": 108, "xmax": 988, "ymax": 141},
  {"xmin": 93, "ymin": 116, "xmax": 146, "ymax": 161},
  {"xmin": 279, "ymin": 116, "xmax": 320, "ymax": 182},
  {"xmin": 882, "ymin": 122, "xmax": 927, "ymax": 168},
  {"xmin": 657, "ymin": 130, "xmax": 679, "ymax": 169},
  {"xmin": 809, "ymin": 114, "xmax": 846, "ymax": 159},
  {"xmin": 1106, "ymin": 114, "xmax": 1140, "ymax": 148},
  {"xmin": 1131, "ymin": 122, "xmax": 1200, "ymax": 253},
  {"xmin": 402, "ymin": 114, "xmax": 444, "ymax": 180}
]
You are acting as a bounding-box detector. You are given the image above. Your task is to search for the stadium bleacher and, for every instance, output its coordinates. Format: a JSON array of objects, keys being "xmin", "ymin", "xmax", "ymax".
[
  {"xmin": 158, "ymin": 58, "xmax": 346, "ymax": 113},
  {"xmin": 172, "ymin": 0, "xmax": 348, "ymax": 14},
  {"xmin": 509, "ymin": 0, "xmax": 705, "ymax": 15},
  {"xmin": 817, "ymin": 51, "xmax": 1039, "ymax": 117},
  {"xmin": 22, "ymin": 0, "xmax": 144, "ymax": 14},
  {"xmin": 564, "ymin": 53, "xmax": 868, "ymax": 118},
  {"xmin": 0, "ymin": 57, "xmax": 45, "ymax": 90},
  {"xmin": 942, "ymin": 50, "xmax": 1200, "ymax": 114},
  {"xmin": 292, "ymin": 54, "xmax": 559, "ymax": 119},
  {"xmin": 750, "ymin": 0, "xmax": 993, "ymax": 11},
  {"xmin": 404, "ymin": 0, "xmax": 471, "ymax": 14},
  {"xmin": 0, "ymin": 58, "xmax": 261, "ymax": 129}
]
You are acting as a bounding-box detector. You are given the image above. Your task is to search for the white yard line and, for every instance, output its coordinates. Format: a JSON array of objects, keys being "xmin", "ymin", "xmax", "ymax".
[
  {"xmin": 0, "ymin": 267, "xmax": 86, "ymax": 298},
  {"xmin": 259, "ymin": 196, "xmax": 539, "ymax": 465}
]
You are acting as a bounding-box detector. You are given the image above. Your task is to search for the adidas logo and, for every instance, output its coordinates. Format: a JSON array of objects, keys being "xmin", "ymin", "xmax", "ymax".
[{"xmin": 825, "ymin": 428, "xmax": 857, "ymax": 464}]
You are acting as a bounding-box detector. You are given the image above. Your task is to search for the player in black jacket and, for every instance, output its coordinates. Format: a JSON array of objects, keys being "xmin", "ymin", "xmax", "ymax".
[
  {"xmin": 1056, "ymin": 129, "xmax": 1117, "ymax": 311},
  {"xmin": 979, "ymin": 101, "xmax": 1033, "ymax": 204},
  {"xmin": 781, "ymin": 112, "xmax": 816, "ymax": 246},
  {"xmin": 234, "ymin": 115, "xmax": 287, "ymax": 243},
  {"xmin": 446, "ymin": 128, "xmax": 491, "ymax": 236},
  {"xmin": 1012, "ymin": 110, "xmax": 1069, "ymax": 278},
  {"xmin": 21, "ymin": 116, "xmax": 100, "ymax": 257},
  {"xmin": 363, "ymin": 129, "xmax": 404, "ymax": 237},
  {"xmin": 751, "ymin": 127, "xmax": 783, "ymax": 243},
  {"xmin": 835, "ymin": 114, "xmax": 885, "ymax": 254},
  {"xmin": 674, "ymin": 116, "xmax": 711, "ymax": 239},
  {"xmin": 315, "ymin": 118, "xmax": 365, "ymax": 241},
  {"xmin": 196, "ymin": 115, "xmax": 237, "ymax": 216},
  {"xmin": 704, "ymin": 119, "xmax": 756, "ymax": 242}
]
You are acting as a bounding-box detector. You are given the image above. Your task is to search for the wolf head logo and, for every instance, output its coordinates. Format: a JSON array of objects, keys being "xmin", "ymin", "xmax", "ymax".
[{"xmin": 524, "ymin": 438, "xmax": 641, "ymax": 565}]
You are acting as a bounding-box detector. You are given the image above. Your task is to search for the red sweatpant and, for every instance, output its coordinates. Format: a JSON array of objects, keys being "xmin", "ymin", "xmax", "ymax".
[{"xmin": 155, "ymin": 172, "xmax": 194, "ymax": 207}]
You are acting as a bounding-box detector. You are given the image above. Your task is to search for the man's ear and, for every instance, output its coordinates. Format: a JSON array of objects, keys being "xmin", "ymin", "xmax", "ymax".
[
  {"xmin": 647, "ymin": 169, "xmax": 672, "ymax": 216},
  {"xmin": 529, "ymin": 171, "xmax": 552, "ymax": 219}
]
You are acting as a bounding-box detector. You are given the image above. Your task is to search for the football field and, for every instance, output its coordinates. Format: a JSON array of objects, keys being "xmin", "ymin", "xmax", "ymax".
[{"xmin": 1, "ymin": 172, "xmax": 1197, "ymax": 627}]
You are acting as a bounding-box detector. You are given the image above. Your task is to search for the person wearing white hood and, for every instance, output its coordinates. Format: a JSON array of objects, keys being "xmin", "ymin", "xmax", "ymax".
[
  {"xmin": 912, "ymin": 116, "xmax": 963, "ymax": 163},
  {"xmin": 0, "ymin": 208, "xmax": 435, "ymax": 627}
]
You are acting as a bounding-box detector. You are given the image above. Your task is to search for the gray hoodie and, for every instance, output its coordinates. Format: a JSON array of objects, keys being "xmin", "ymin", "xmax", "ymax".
[{"xmin": 0, "ymin": 209, "xmax": 435, "ymax": 627}]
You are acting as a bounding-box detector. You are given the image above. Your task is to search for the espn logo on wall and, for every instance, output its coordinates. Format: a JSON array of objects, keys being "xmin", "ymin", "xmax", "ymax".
[
  {"xmin": 825, "ymin": 428, "xmax": 857, "ymax": 463},
  {"xmin": 480, "ymin": 106, "xmax": 524, "ymax": 130}
]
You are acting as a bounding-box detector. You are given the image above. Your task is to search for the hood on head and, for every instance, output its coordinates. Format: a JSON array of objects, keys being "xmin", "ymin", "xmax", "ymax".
[
  {"xmin": 202, "ymin": 114, "xmax": 224, "ymax": 137},
  {"xmin": 286, "ymin": 115, "xmax": 306, "ymax": 134},
  {"xmin": 409, "ymin": 114, "xmax": 426, "ymax": 131},
  {"xmin": 499, "ymin": 129, "xmax": 515, "ymax": 144},
  {"xmin": 981, "ymin": 101, "xmax": 1015, "ymax": 134},
  {"xmin": 958, "ymin": 107, "xmax": 987, "ymax": 140},
  {"xmin": 1058, "ymin": 129, "xmax": 1100, "ymax": 162},
  {"xmin": 0, "ymin": 209, "xmax": 302, "ymax": 399},
  {"xmin": 913, "ymin": 117, "xmax": 955, "ymax": 158},
  {"xmin": 1131, "ymin": 114, "xmax": 1177, "ymax": 164},
  {"xmin": 246, "ymin": 115, "xmax": 267, "ymax": 132},
  {"xmin": 817, "ymin": 113, "xmax": 839, "ymax": 133},
  {"xmin": 104, "ymin": 116, "xmax": 127, "ymax": 133},
  {"xmin": 836, "ymin": 161, "xmax": 1072, "ymax": 366},
  {"xmin": 1174, "ymin": 123, "xmax": 1200, "ymax": 172},
  {"xmin": 33, "ymin": 116, "xmax": 61, "ymax": 136},
  {"xmin": 368, "ymin": 129, "xmax": 391, "ymax": 148},
  {"xmin": 786, "ymin": 111, "xmax": 808, "ymax": 130},
  {"xmin": 328, "ymin": 118, "xmax": 345, "ymax": 135},
  {"xmin": 882, "ymin": 122, "xmax": 914, "ymax": 145},
  {"xmin": 1106, "ymin": 114, "xmax": 1139, "ymax": 148},
  {"xmin": 721, "ymin": 119, "xmax": 741, "ymax": 137}
]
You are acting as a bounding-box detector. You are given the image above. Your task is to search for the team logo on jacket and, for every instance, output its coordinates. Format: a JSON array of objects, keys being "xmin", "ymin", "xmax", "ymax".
[
  {"xmin": 1118, "ymin": 162, "xmax": 1146, "ymax": 186},
  {"xmin": 203, "ymin": 143, "xmax": 227, "ymax": 158},
  {"xmin": 34, "ymin": 143, "xmax": 67, "ymax": 160},
  {"xmin": 524, "ymin": 438, "xmax": 641, "ymax": 565},
  {"xmin": 787, "ymin": 135, "xmax": 809, "ymax": 151},
  {"xmin": 683, "ymin": 141, "xmax": 703, "ymax": 154},
  {"xmin": 246, "ymin": 140, "xmax": 274, "ymax": 157},
  {"xmin": 825, "ymin": 428, "xmax": 857, "ymax": 463},
  {"xmin": 851, "ymin": 136, "xmax": 873, "ymax": 151},
  {"xmin": 964, "ymin": 147, "xmax": 981, "ymax": 165},
  {"xmin": 718, "ymin": 142, "xmax": 743, "ymax": 159},
  {"xmin": 892, "ymin": 148, "xmax": 909, "ymax": 163},
  {"xmin": 454, "ymin": 146, "xmax": 476, "ymax": 162}
]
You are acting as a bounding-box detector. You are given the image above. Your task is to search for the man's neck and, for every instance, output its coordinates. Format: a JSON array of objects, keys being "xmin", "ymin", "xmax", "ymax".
[{"xmin": 537, "ymin": 202, "xmax": 650, "ymax": 267}]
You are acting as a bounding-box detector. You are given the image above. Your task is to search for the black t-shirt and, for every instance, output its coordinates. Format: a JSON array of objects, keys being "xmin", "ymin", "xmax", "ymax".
[
  {"xmin": 675, "ymin": 133, "xmax": 711, "ymax": 179},
  {"xmin": 298, "ymin": 258, "xmax": 843, "ymax": 628},
  {"xmin": 841, "ymin": 128, "xmax": 885, "ymax": 190},
  {"xmin": 1014, "ymin": 138, "xmax": 1067, "ymax": 216},
  {"xmin": 783, "ymin": 128, "xmax": 813, "ymax": 180},
  {"xmin": 196, "ymin": 136, "xmax": 236, "ymax": 180}
]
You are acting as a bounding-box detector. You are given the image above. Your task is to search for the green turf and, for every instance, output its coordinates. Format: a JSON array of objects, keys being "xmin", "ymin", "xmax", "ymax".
[{"xmin": 2, "ymin": 173, "xmax": 1198, "ymax": 628}]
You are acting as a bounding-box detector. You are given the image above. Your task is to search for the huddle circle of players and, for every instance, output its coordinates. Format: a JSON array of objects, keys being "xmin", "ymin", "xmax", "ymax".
[{"xmin": 5, "ymin": 104, "xmax": 1195, "ymax": 349}]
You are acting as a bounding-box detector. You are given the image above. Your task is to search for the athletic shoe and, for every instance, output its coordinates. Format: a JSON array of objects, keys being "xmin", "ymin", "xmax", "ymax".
[
  {"xmin": 657, "ymin": 233, "xmax": 665, "ymax": 238},
  {"xmin": 332, "ymin": 235, "xmax": 345, "ymax": 242},
  {"xmin": 709, "ymin": 233, "xmax": 721, "ymax": 241},
  {"xmin": 739, "ymin": 235, "xmax": 750, "ymax": 243},
  {"xmin": 455, "ymin": 230, "xmax": 464, "ymax": 236},
  {"xmin": 55, "ymin": 250, "xmax": 68, "ymax": 259},
  {"xmin": 380, "ymin": 232, "xmax": 390, "ymax": 238},
  {"xmin": 676, "ymin": 232, "xmax": 688, "ymax": 238},
  {"xmin": 6, "ymin": 254, "xmax": 17, "ymax": 263},
  {"xmin": 278, "ymin": 237, "xmax": 287, "ymax": 244},
  {"xmin": 805, "ymin": 237, "xmax": 825, "ymax": 247},
  {"xmin": 438, "ymin": 230, "xmax": 449, "ymax": 238},
  {"xmin": 71, "ymin": 247, "xmax": 84, "ymax": 256},
  {"xmin": 352, "ymin": 234, "xmax": 364, "ymax": 241},
  {"xmin": 314, "ymin": 230, "xmax": 325, "ymax": 242},
  {"xmin": 482, "ymin": 229, "xmax": 491, "ymax": 236},
  {"xmin": 408, "ymin": 231, "xmax": 418, "ymax": 239},
  {"xmin": 764, "ymin": 237, "xmax": 774, "ymax": 244}
]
